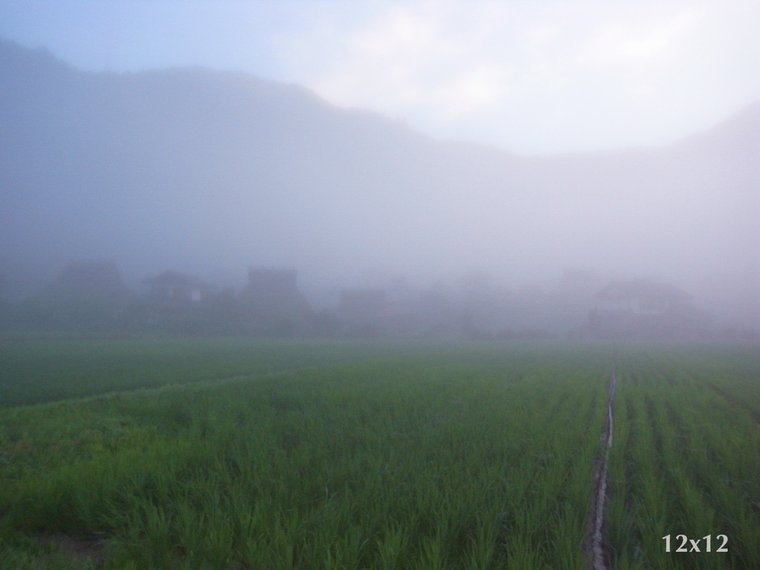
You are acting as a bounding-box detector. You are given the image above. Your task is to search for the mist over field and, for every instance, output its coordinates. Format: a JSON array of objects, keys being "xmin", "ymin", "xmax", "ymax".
[
  {"xmin": 2, "ymin": 5, "xmax": 760, "ymax": 568},
  {"xmin": 0, "ymin": 33, "xmax": 757, "ymax": 336}
]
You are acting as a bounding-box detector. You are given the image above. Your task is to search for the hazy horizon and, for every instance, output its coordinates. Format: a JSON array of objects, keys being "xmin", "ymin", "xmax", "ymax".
[{"xmin": 1, "ymin": 4, "xmax": 758, "ymax": 335}]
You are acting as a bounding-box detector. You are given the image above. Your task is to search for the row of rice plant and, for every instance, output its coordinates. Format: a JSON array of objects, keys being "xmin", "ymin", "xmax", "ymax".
[
  {"xmin": 0, "ymin": 337, "xmax": 443, "ymax": 407},
  {"xmin": 606, "ymin": 347, "xmax": 760, "ymax": 570},
  {"xmin": 1, "ymin": 343, "xmax": 610, "ymax": 568}
]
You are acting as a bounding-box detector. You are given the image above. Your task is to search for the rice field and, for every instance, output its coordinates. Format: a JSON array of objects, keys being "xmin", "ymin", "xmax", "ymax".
[
  {"xmin": 607, "ymin": 348, "xmax": 760, "ymax": 570},
  {"xmin": 0, "ymin": 338, "xmax": 757, "ymax": 569}
]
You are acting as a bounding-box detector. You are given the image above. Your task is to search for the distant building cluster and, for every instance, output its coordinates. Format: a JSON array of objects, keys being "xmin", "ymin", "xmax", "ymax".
[
  {"xmin": 587, "ymin": 279, "xmax": 708, "ymax": 339},
  {"xmin": 0, "ymin": 261, "xmax": 750, "ymax": 341}
]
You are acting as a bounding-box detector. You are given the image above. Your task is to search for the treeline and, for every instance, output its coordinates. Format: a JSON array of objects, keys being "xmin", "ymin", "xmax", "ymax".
[
  {"xmin": 0, "ymin": 262, "xmax": 311, "ymax": 336},
  {"xmin": 1, "ymin": 262, "xmax": 750, "ymax": 341}
]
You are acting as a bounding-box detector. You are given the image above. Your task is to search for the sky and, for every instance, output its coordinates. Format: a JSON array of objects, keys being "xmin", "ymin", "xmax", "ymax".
[{"xmin": 2, "ymin": 0, "xmax": 760, "ymax": 153}]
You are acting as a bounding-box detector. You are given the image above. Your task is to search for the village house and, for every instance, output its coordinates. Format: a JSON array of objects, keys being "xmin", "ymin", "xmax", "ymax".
[
  {"xmin": 143, "ymin": 270, "xmax": 214, "ymax": 303},
  {"xmin": 588, "ymin": 279, "xmax": 702, "ymax": 338},
  {"xmin": 338, "ymin": 289, "xmax": 389, "ymax": 336},
  {"xmin": 239, "ymin": 267, "xmax": 312, "ymax": 334}
]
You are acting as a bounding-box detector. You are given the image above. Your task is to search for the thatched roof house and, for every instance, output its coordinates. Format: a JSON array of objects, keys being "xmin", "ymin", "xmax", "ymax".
[
  {"xmin": 589, "ymin": 279, "xmax": 704, "ymax": 339},
  {"xmin": 143, "ymin": 270, "xmax": 214, "ymax": 303}
]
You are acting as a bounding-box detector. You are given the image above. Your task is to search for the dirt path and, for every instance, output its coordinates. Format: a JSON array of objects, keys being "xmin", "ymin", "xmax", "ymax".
[{"xmin": 585, "ymin": 370, "xmax": 617, "ymax": 570}]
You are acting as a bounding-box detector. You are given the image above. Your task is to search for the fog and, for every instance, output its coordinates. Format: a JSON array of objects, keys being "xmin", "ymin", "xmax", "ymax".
[{"xmin": 0, "ymin": 29, "xmax": 757, "ymax": 338}]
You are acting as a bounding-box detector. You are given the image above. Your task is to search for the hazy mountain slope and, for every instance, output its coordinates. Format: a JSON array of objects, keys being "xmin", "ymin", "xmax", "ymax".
[
  {"xmin": 1, "ymin": 42, "xmax": 475, "ymax": 280},
  {"xmin": 1, "ymin": 41, "xmax": 757, "ymax": 323}
]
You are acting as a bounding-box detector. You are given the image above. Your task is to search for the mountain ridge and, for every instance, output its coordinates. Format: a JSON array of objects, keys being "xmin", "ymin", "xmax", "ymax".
[{"xmin": 1, "ymin": 40, "xmax": 757, "ymax": 324}]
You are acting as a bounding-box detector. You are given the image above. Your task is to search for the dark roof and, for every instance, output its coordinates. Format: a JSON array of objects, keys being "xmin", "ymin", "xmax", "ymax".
[
  {"xmin": 596, "ymin": 279, "xmax": 690, "ymax": 304},
  {"xmin": 143, "ymin": 270, "xmax": 213, "ymax": 290}
]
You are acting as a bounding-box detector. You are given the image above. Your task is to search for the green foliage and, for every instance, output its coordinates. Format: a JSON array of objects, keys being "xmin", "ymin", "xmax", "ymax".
[
  {"xmin": 606, "ymin": 346, "xmax": 760, "ymax": 570},
  {"xmin": 0, "ymin": 340, "xmax": 756, "ymax": 568},
  {"xmin": 0, "ymin": 337, "xmax": 420, "ymax": 406}
]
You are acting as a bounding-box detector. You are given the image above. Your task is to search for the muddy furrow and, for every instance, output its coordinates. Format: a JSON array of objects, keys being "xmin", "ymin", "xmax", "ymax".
[{"xmin": 585, "ymin": 371, "xmax": 617, "ymax": 570}]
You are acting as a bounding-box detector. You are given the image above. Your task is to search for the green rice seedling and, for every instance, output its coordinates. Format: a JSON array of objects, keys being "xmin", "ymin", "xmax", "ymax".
[
  {"xmin": 9, "ymin": 341, "xmax": 755, "ymax": 568},
  {"xmin": 375, "ymin": 524, "xmax": 408, "ymax": 570},
  {"xmin": 606, "ymin": 346, "xmax": 760, "ymax": 570},
  {"xmin": 0, "ymin": 337, "xmax": 430, "ymax": 406},
  {"xmin": 504, "ymin": 533, "xmax": 548, "ymax": 570},
  {"xmin": 463, "ymin": 517, "xmax": 497, "ymax": 570},
  {"xmin": 415, "ymin": 535, "xmax": 446, "ymax": 570}
]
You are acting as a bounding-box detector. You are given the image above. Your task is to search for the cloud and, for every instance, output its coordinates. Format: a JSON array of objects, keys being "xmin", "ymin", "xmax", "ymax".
[
  {"xmin": 276, "ymin": 0, "xmax": 760, "ymax": 153},
  {"xmin": 3, "ymin": 1, "xmax": 758, "ymax": 152},
  {"xmin": 577, "ymin": 6, "xmax": 700, "ymax": 66},
  {"xmin": 285, "ymin": 1, "xmax": 512, "ymax": 122}
]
